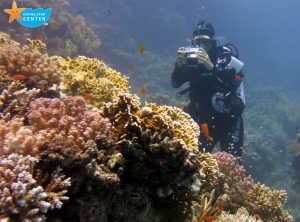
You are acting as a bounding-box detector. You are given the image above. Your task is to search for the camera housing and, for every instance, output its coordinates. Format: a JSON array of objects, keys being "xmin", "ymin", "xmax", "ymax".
[{"xmin": 184, "ymin": 47, "xmax": 201, "ymax": 67}]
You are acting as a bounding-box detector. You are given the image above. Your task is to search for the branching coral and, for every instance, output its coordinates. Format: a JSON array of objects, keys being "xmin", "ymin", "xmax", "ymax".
[
  {"xmin": 0, "ymin": 154, "xmax": 70, "ymax": 222},
  {"xmin": 244, "ymin": 183, "xmax": 293, "ymax": 222},
  {"xmin": 215, "ymin": 207, "xmax": 262, "ymax": 222},
  {"xmin": 0, "ymin": 33, "xmax": 60, "ymax": 89},
  {"xmin": 55, "ymin": 56, "xmax": 129, "ymax": 108},
  {"xmin": 27, "ymin": 97, "xmax": 115, "ymax": 150},
  {"xmin": 0, "ymin": 78, "xmax": 40, "ymax": 121},
  {"xmin": 0, "ymin": 118, "xmax": 40, "ymax": 158},
  {"xmin": 213, "ymin": 151, "xmax": 293, "ymax": 222},
  {"xmin": 212, "ymin": 152, "xmax": 254, "ymax": 201}
]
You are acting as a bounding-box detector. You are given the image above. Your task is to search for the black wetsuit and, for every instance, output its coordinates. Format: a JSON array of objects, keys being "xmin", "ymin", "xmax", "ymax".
[{"xmin": 171, "ymin": 46, "xmax": 245, "ymax": 157}]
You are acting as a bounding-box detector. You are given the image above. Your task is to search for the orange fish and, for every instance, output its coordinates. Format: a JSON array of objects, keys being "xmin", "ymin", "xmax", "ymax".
[
  {"xmin": 139, "ymin": 87, "xmax": 145, "ymax": 94},
  {"xmin": 138, "ymin": 44, "xmax": 145, "ymax": 54},
  {"xmin": 11, "ymin": 74, "xmax": 26, "ymax": 80},
  {"xmin": 230, "ymin": 202, "xmax": 240, "ymax": 208},
  {"xmin": 83, "ymin": 93, "xmax": 93, "ymax": 101},
  {"xmin": 217, "ymin": 197, "xmax": 224, "ymax": 211},
  {"xmin": 254, "ymin": 213, "xmax": 260, "ymax": 220},
  {"xmin": 36, "ymin": 34, "xmax": 45, "ymax": 42},
  {"xmin": 200, "ymin": 123, "xmax": 214, "ymax": 141},
  {"xmin": 36, "ymin": 80, "xmax": 48, "ymax": 89},
  {"xmin": 203, "ymin": 215, "xmax": 218, "ymax": 221}
]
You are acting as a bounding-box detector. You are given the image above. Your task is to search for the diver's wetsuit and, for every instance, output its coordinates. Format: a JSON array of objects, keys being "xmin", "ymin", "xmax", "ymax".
[{"xmin": 171, "ymin": 46, "xmax": 245, "ymax": 157}]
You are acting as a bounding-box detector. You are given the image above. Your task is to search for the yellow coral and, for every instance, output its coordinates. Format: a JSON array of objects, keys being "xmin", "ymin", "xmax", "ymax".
[
  {"xmin": 55, "ymin": 56, "xmax": 129, "ymax": 108},
  {"xmin": 245, "ymin": 183, "xmax": 293, "ymax": 222},
  {"xmin": 145, "ymin": 103, "xmax": 200, "ymax": 150}
]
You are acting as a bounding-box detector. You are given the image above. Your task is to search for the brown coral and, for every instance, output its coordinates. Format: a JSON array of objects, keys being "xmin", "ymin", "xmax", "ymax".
[
  {"xmin": 0, "ymin": 154, "xmax": 70, "ymax": 222},
  {"xmin": 244, "ymin": 183, "xmax": 293, "ymax": 222}
]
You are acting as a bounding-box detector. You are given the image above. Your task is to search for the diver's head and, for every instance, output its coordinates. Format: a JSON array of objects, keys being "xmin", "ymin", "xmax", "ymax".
[{"xmin": 192, "ymin": 21, "xmax": 215, "ymax": 51}]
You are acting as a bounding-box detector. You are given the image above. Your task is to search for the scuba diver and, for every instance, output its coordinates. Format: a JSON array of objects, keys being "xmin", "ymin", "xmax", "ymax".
[{"xmin": 171, "ymin": 21, "xmax": 245, "ymax": 158}]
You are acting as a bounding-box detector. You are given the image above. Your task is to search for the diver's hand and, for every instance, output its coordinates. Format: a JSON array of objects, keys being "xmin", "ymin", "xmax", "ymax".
[
  {"xmin": 175, "ymin": 47, "xmax": 186, "ymax": 68},
  {"xmin": 195, "ymin": 48, "xmax": 213, "ymax": 70}
]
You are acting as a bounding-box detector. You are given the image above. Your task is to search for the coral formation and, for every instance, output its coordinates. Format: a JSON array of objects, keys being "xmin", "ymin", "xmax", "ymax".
[
  {"xmin": 213, "ymin": 151, "xmax": 293, "ymax": 222},
  {"xmin": 0, "ymin": 154, "xmax": 70, "ymax": 222},
  {"xmin": 55, "ymin": 56, "xmax": 129, "ymax": 108},
  {"xmin": 146, "ymin": 103, "xmax": 200, "ymax": 150},
  {"xmin": 212, "ymin": 152, "xmax": 254, "ymax": 201},
  {"xmin": 215, "ymin": 207, "xmax": 262, "ymax": 222},
  {"xmin": 0, "ymin": 72, "xmax": 40, "ymax": 121},
  {"xmin": 245, "ymin": 183, "xmax": 293, "ymax": 222},
  {"xmin": 27, "ymin": 97, "xmax": 115, "ymax": 150},
  {"xmin": 0, "ymin": 33, "xmax": 60, "ymax": 89},
  {"xmin": 0, "ymin": 118, "xmax": 39, "ymax": 158}
]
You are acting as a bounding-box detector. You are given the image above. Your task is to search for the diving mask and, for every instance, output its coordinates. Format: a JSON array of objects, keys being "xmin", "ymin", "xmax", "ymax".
[{"xmin": 193, "ymin": 35, "xmax": 213, "ymax": 51}]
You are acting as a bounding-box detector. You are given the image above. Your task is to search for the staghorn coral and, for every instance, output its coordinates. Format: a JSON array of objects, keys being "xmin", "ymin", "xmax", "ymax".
[
  {"xmin": 244, "ymin": 183, "xmax": 293, "ymax": 222},
  {"xmin": 27, "ymin": 97, "xmax": 115, "ymax": 151},
  {"xmin": 215, "ymin": 207, "xmax": 262, "ymax": 222},
  {"xmin": 0, "ymin": 33, "xmax": 60, "ymax": 89},
  {"xmin": 0, "ymin": 154, "xmax": 70, "ymax": 222},
  {"xmin": 0, "ymin": 118, "xmax": 40, "ymax": 158},
  {"xmin": 55, "ymin": 56, "xmax": 129, "ymax": 108}
]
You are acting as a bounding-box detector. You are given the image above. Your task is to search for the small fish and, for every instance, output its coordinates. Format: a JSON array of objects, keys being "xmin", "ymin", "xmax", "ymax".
[
  {"xmin": 83, "ymin": 93, "xmax": 93, "ymax": 101},
  {"xmin": 11, "ymin": 74, "xmax": 26, "ymax": 80},
  {"xmin": 36, "ymin": 34, "xmax": 45, "ymax": 42},
  {"xmin": 254, "ymin": 213, "xmax": 260, "ymax": 220},
  {"xmin": 36, "ymin": 79, "xmax": 48, "ymax": 89},
  {"xmin": 216, "ymin": 197, "xmax": 224, "ymax": 211},
  {"xmin": 200, "ymin": 123, "xmax": 214, "ymax": 142},
  {"xmin": 139, "ymin": 87, "xmax": 145, "ymax": 94},
  {"xmin": 212, "ymin": 179, "xmax": 219, "ymax": 185},
  {"xmin": 137, "ymin": 44, "xmax": 145, "ymax": 54},
  {"xmin": 230, "ymin": 202, "xmax": 240, "ymax": 208},
  {"xmin": 107, "ymin": 9, "xmax": 112, "ymax": 16},
  {"xmin": 203, "ymin": 215, "xmax": 218, "ymax": 221}
]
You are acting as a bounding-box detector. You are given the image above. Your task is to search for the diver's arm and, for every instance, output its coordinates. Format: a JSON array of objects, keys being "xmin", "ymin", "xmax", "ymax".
[{"xmin": 171, "ymin": 65, "xmax": 195, "ymax": 88}]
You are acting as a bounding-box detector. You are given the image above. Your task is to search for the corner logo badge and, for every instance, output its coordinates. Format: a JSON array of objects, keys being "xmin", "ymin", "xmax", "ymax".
[{"xmin": 4, "ymin": 1, "xmax": 52, "ymax": 28}]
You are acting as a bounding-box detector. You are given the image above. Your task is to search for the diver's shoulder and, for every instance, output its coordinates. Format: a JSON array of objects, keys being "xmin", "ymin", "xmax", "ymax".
[{"xmin": 216, "ymin": 45, "xmax": 233, "ymax": 54}]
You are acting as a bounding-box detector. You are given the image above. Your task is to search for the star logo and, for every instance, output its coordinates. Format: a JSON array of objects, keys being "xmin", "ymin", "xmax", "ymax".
[{"xmin": 4, "ymin": 1, "xmax": 26, "ymax": 23}]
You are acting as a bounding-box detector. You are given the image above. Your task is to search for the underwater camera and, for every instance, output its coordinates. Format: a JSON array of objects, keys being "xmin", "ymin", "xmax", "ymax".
[{"xmin": 184, "ymin": 47, "xmax": 202, "ymax": 68}]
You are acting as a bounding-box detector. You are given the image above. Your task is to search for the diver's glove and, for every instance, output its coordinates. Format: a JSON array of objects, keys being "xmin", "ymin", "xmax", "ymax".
[
  {"xmin": 175, "ymin": 47, "xmax": 186, "ymax": 68},
  {"xmin": 211, "ymin": 92, "xmax": 230, "ymax": 115},
  {"xmin": 195, "ymin": 48, "xmax": 214, "ymax": 71}
]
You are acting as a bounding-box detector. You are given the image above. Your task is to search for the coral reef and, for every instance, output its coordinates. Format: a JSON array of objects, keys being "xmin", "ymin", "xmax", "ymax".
[
  {"xmin": 55, "ymin": 56, "xmax": 129, "ymax": 108},
  {"xmin": 245, "ymin": 183, "xmax": 293, "ymax": 222},
  {"xmin": 215, "ymin": 207, "xmax": 262, "ymax": 222},
  {"xmin": 0, "ymin": 33, "xmax": 60, "ymax": 89},
  {"xmin": 212, "ymin": 152, "xmax": 254, "ymax": 201},
  {"xmin": 213, "ymin": 151, "xmax": 293, "ymax": 222},
  {"xmin": 0, "ymin": 154, "xmax": 70, "ymax": 222},
  {"xmin": 0, "ymin": 118, "xmax": 39, "ymax": 158},
  {"xmin": 0, "ymin": 0, "xmax": 101, "ymax": 57},
  {"xmin": 0, "ymin": 71, "xmax": 40, "ymax": 121},
  {"xmin": 27, "ymin": 97, "xmax": 115, "ymax": 150}
]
